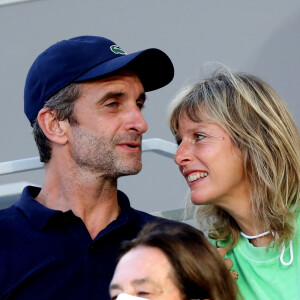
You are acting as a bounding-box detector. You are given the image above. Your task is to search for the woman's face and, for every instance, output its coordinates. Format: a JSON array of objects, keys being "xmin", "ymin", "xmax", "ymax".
[
  {"xmin": 174, "ymin": 111, "xmax": 249, "ymax": 210},
  {"xmin": 109, "ymin": 246, "xmax": 183, "ymax": 300}
]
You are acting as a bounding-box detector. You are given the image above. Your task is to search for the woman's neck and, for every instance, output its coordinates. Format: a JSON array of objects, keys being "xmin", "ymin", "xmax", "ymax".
[
  {"xmin": 221, "ymin": 201, "xmax": 271, "ymax": 247},
  {"xmin": 240, "ymin": 230, "xmax": 273, "ymax": 247}
]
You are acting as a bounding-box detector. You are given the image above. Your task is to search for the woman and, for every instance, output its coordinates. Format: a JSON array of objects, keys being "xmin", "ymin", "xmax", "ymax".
[
  {"xmin": 168, "ymin": 68, "xmax": 300, "ymax": 299},
  {"xmin": 109, "ymin": 220, "xmax": 237, "ymax": 300}
]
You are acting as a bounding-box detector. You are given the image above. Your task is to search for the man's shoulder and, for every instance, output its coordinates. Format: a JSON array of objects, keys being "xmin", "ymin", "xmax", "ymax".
[
  {"xmin": 0, "ymin": 186, "xmax": 37, "ymax": 226},
  {"xmin": 0, "ymin": 205, "xmax": 25, "ymax": 243},
  {"xmin": 0, "ymin": 205, "xmax": 20, "ymax": 223},
  {"xmin": 0, "ymin": 186, "xmax": 40, "ymax": 233}
]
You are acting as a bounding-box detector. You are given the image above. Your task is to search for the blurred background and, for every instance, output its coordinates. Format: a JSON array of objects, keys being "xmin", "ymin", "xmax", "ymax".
[{"xmin": 1, "ymin": 0, "xmax": 300, "ymax": 215}]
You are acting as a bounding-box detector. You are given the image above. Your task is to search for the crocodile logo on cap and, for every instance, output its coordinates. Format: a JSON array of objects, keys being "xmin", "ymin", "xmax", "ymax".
[{"xmin": 110, "ymin": 45, "xmax": 127, "ymax": 55}]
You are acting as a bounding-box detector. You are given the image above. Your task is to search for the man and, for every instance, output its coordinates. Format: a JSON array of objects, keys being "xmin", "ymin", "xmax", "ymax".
[{"xmin": 0, "ymin": 36, "xmax": 174, "ymax": 299}]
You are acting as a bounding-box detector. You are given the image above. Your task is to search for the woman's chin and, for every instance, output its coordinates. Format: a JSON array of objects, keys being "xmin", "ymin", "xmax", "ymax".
[
  {"xmin": 190, "ymin": 192, "xmax": 217, "ymax": 206},
  {"xmin": 190, "ymin": 197, "xmax": 210, "ymax": 206}
]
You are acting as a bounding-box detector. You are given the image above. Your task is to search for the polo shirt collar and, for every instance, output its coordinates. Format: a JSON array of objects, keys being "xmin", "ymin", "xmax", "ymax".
[
  {"xmin": 14, "ymin": 186, "xmax": 61, "ymax": 231},
  {"xmin": 14, "ymin": 186, "xmax": 145, "ymax": 234},
  {"xmin": 95, "ymin": 190, "xmax": 143, "ymax": 239}
]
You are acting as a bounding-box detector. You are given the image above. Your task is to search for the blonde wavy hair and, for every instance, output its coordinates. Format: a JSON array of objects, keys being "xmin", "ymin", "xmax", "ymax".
[{"xmin": 168, "ymin": 68, "xmax": 300, "ymax": 248}]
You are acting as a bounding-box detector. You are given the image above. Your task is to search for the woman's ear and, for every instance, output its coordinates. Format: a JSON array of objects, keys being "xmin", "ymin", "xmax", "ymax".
[{"xmin": 37, "ymin": 108, "xmax": 68, "ymax": 145}]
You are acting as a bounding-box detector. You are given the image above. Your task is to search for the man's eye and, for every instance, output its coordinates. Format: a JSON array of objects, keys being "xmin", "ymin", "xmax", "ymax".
[{"xmin": 106, "ymin": 102, "xmax": 118, "ymax": 108}]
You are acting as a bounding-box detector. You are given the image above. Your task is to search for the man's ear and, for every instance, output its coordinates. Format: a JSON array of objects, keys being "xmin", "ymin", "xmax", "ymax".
[{"xmin": 37, "ymin": 108, "xmax": 69, "ymax": 145}]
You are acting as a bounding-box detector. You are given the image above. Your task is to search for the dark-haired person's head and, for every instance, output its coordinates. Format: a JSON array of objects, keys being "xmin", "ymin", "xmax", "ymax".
[{"xmin": 110, "ymin": 220, "xmax": 237, "ymax": 300}]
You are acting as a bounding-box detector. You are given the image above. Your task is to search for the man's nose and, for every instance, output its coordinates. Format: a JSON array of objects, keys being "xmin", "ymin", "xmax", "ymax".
[{"xmin": 124, "ymin": 106, "xmax": 148, "ymax": 134}]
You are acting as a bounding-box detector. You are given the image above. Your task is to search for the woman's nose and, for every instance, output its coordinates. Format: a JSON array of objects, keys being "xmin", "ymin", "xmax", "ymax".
[{"xmin": 174, "ymin": 140, "xmax": 193, "ymax": 166}]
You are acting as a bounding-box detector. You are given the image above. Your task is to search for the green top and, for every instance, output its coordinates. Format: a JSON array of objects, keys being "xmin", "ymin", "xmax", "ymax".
[{"xmin": 213, "ymin": 212, "xmax": 300, "ymax": 300}]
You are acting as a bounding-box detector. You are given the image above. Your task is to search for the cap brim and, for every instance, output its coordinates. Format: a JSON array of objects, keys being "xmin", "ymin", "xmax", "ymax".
[{"xmin": 74, "ymin": 48, "xmax": 174, "ymax": 92}]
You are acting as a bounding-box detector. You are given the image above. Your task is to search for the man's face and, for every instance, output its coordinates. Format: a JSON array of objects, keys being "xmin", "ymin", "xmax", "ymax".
[{"xmin": 67, "ymin": 71, "xmax": 148, "ymax": 177}]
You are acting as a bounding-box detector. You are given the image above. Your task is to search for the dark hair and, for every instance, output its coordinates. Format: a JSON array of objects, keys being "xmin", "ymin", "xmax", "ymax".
[
  {"xmin": 119, "ymin": 220, "xmax": 237, "ymax": 300},
  {"xmin": 32, "ymin": 83, "xmax": 81, "ymax": 163}
]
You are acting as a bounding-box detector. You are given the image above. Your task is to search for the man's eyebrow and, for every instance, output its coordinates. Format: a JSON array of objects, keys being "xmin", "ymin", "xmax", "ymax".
[
  {"xmin": 98, "ymin": 91, "xmax": 125, "ymax": 104},
  {"xmin": 97, "ymin": 92, "xmax": 146, "ymax": 105}
]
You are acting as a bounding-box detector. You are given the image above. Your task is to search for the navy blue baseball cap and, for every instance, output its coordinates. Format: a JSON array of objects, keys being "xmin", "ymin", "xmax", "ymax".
[{"xmin": 24, "ymin": 35, "xmax": 174, "ymax": 125}]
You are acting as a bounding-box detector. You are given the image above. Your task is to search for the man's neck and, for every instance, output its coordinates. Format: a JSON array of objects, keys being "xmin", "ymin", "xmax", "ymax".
[{"xmin": 36, "ymin": 162, "xmax": 121, "ymax": 240}]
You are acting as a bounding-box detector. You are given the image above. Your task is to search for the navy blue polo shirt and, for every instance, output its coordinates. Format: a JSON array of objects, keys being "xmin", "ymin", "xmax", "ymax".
[{"xmin": 0, "ymin": 186, "xmax": 158, "ymax": 300}]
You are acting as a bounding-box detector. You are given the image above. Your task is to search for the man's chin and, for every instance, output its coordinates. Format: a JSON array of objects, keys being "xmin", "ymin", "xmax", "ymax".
[{"xmin": 117, "ymin": 161, "xmax": 142, "ymax": 177}]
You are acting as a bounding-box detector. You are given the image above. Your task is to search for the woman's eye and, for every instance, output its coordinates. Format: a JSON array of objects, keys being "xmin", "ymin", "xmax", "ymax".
[
  {"xmin": 195, "ymin": 133, "xmax": 205, "ymax": 140},
  {"xmin": 176, "ymin": 139, "xmax": 182, "ymax": 146}
]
